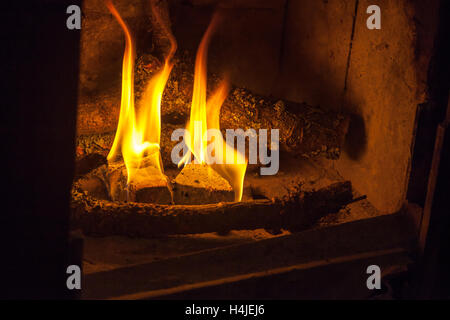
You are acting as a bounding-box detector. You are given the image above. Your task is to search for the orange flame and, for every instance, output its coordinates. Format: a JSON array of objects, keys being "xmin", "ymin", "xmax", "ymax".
[
  {"xmin": 106, "ymin": 0, "xmax": 175, "ymax": 184},
  {"xmin": 207, "ymin": 80, "xmax": 248, "ymax": 201},
  {"xmin": 179, "ymin": 15, "xmax": 247, "ymax": 201}
]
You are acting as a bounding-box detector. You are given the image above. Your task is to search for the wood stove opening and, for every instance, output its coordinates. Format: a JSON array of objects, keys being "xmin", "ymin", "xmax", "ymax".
[{"xmin": 70, "ymin": 0, "xmax": 442, "ymax": 299}]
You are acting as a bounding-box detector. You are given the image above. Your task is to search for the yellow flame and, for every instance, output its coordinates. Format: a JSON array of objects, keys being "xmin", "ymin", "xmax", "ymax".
[
  {"xmin": 207, "ymin": 80, "xmax": 247, "ymax": 201},
  {"xmin": 179, "ymin": 15, "xmax": 247, "ymax": 201},
  {"xmin": 106, "ymin": 0, "xmax": 175, "ymax": 184}
]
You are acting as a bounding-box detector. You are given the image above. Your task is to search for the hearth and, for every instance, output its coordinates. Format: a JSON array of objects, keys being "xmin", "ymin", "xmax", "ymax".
[
  {"xmin": 73, "ymin": 0, "xmax": 355, "ymax": 237},
  {"xmin": 67, "ymin": 0, "xmax": 450, "ymax": 299},
  {"xmin": 66, "ymin": 0, "xmax": 450, "ymax": 300},
  {"xmin": 4, "ymin": 0, "xmax": 448, "ymax": 300}
]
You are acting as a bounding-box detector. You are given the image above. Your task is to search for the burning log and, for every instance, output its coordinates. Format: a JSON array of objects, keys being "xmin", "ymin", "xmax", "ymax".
[
  {"xmin": 71, "ymin": 180, "xmax": 352, "ymax": 238},
  {"xmin": 173, "ymin": 164, "xmax": 234, "ymax": 205},
  {"xmin": 144, "ymin": 53, "xmax": 349, "ymax": 159},
  {"xmin": 157, "ymin": 58, "xmax": 349, "ymax": 160},
  {"xmin": 107, "ymin": 161, "xmax": 173, "ymax": 204},
  {"xmin": 76, "ymin": 53, "xmax": 349, "ymax": 163},
  {"xmin": 71, "ymin": 155, "xmax": 353, "ymax": 237},
  {"xmin": 79, "ymin": 161, "xmax": 173, "ymax": 205},
  {"xmin": 146, "ymin": 53, "xmax": 349, "ymax": 161}
]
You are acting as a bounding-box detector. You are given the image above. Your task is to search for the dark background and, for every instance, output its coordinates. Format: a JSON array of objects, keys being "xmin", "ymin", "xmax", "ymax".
[{"xmin": 0, "ymin": 0, "xmax": 81, "ymax": 299}]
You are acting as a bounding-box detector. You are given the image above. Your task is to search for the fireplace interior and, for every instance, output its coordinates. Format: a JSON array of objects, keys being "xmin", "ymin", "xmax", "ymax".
[{"xmin": 60, "ymin": 0, "xmax": 449, "ymax": 299}]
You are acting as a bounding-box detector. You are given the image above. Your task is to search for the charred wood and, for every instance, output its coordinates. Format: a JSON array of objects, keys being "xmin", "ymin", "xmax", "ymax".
[{"xmin": 71, "ymin": 180, "xmax": 352, "ymax": 237}]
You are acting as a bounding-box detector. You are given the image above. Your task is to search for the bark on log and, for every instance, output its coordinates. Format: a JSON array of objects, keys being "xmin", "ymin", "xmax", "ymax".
[
  {"xmin": 77, "ymin": 52, "xmax": 349, "ymax": 163},
  {"xmin": 150, "ymin": 53, "xmax": 350, "ymax": 160},
  {"xmin": 71, "ymin": 180, "xmax": 352, "ymax": 237}
]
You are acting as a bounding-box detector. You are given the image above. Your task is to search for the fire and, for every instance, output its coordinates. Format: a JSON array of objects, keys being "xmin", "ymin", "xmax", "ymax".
[
  {"xmin": 178, "ymin": 15, "xmax": 247, "ymax": 201},
  {"xmin": 106, "ymin": 0, "xmax": 176, "ymax": 184},
  {"xmin": 106, "ymin": 1, "xmax": 245, "ymax": 202},
  {"xmin": 207, "ymin": 80, "xmax": 248, "ymax": 202}
]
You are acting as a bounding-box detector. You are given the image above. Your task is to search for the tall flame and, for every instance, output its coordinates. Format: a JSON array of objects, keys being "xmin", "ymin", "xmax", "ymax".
[
  {"xmin": 106, "ymin": 0, "xmax": 176, "ymax": 184},
  {"xmin": 207, "ymin": 80, "xmax": 248, "ymax": 201},
  {"xmin": 179, "ymin": 15, "xmax": 247, "ymax": 201}
]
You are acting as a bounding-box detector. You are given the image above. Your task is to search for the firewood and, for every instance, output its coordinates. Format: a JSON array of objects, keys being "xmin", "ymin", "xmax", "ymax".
[
  {"xmin": 141, "ymin": 53, "xmax": 350, "ymax": 160},
  {"xmin": 107, "ymin": 161, "xmax": 173, "ymax": 204},
  {"xmin": 76, "ymin": 52, "xmax": 349, "ymax": 163},
  {"xmin": 77, "ymin": 174, "xmax": 109, "ymax": 200},
  {"xmin": 71, "ymin": 179, "xmax": 352, "ymax": 238},
  {"xmin": 173, "ymin": 163, "xmax": 234, "ymax": 205},
  {"xmin": 80, "ymin": 161, "xmax": 174, "ymax": 205}
]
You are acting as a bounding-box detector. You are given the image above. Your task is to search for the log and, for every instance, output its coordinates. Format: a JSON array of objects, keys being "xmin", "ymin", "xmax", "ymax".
[
  {"xmin": 78, "ymin": 161, "xmax": 174, "ymax": 205},
  {"xmin": 156, "ymin": 52, "xmax": 350, "ymax": 161},
  {"xmin": 152, "ymin": 52, "xmax": 350, "ymax": 160},
  {"xmin": 70, "ymin": 180, "xmax": 352, "ymax": 238},
  {"xmin": 106, "ymin": 161, "xmax": 173, "ymax": 204},
  {"xmin": 76, "ymin": 52, "xmax": 349, "ymax": 162},
  {"xmin": 172, "ymin": 163, "xmax": 234, "ymax": 205}
]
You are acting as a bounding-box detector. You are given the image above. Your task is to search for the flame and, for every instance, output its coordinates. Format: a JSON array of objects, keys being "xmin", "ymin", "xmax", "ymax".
[
  {"xmin": 207, "ymin": 80, "xmax": 247, "ymax": 202},
  {"xmin": 106, "ymin": 1, "xmax": 245, "ymax": 202},
  {"xmin": 106, "ymin": 0, "xmax": 176, "ymax": 184},
  {"xmin": 179, "ymin": 15, "xmax": 247, "ymax": 201}
]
